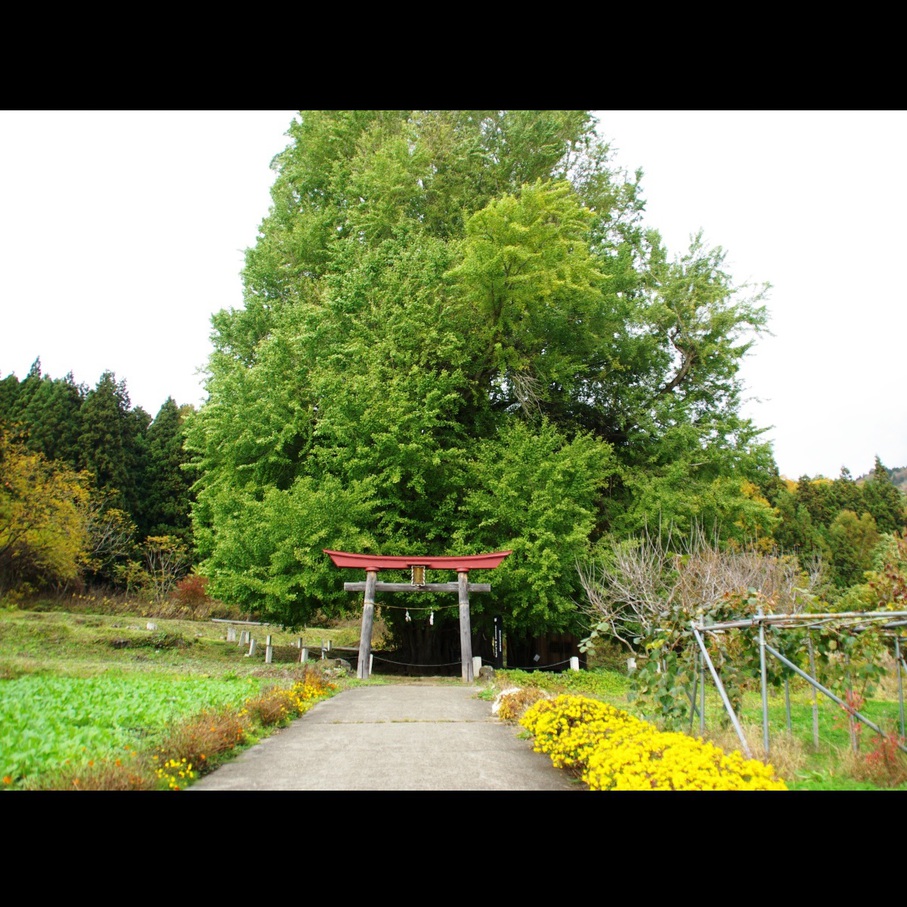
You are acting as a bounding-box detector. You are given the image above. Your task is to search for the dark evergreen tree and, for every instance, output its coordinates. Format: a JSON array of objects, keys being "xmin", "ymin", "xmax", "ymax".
[
  {"xmin": 828, "ymin": 467, "xmax": 865, "ymax": 516},
  {"xmin": 862, "ymin": 456, "xmax": 907, "ymax": 536},
  {"xmin": 135, "ymin": 397, "xmax": 194, "ymax": 546},
  {"xmin": 12, "ymin": 359, "xmax": 44, "ymax": 424},
  {"xmin": 828, "ymin": 509, "xmax": 880, "ymax": 589},
  {"xmin": 20, "ymin": 372, "xmax": 86, "ymax": 466},
  {"xmin": 78, "ymin": 371, "xmax": 141, "ymax": 514},
  {"xmin": 768, "ymin": 481, "xmax": 818, "ymax": 557},
  {"xmin": 0, "ymin": 372, "xmax": 20, "ymax": 424},
  {"xmin": 794, "ymin": 475, "xmax": 836, "ymax": 528},
  {"xmin": 124, "ymin": 405, "xmax": 152, "ymax": 524}
]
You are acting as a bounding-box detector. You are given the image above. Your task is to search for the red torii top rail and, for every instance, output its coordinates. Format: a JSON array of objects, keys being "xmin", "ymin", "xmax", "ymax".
[{"xmin": 323, "ymin": 549, "xmax": 511, "ymax": 572}]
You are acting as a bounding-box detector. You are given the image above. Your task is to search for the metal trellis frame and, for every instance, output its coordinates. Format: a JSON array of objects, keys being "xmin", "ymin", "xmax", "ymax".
[{"xmin": 690, "ymin": 610, "xmax": 907, "ymax": 760}]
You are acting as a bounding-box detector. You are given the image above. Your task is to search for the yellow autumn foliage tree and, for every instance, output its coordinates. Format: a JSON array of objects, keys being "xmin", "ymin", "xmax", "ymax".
[{"xmin": 0, "ymin": 432, "xmax": 91, "ymax": 597}]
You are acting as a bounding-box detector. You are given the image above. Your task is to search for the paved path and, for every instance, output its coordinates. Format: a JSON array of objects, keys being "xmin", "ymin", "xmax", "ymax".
[{"xmin": 190, "ymin": 682, "xmax": 582, "ymax": 792}]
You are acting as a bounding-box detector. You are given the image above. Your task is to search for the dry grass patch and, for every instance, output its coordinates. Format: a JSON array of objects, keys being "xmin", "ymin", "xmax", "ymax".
[
  {"xmin": 701, "ymin": 721, "xmax": 808, "ymax": 783},
  {"xmin": 23, "ymin": 748, "xmax": 157, "ymax": 791},
  {"xmin": 837, "ymin": 732, "xmax": 907, "ymax": 788},
  {"xmin": 493, "ymin": 686, "xmax": 553, "ymax": 722},
  {"xmin": 155, "ymin": 706, "xmax": 252, "ymax": 774}
]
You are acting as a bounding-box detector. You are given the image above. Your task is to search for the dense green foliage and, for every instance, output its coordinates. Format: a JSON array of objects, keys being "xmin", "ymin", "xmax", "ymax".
[
  {"xmin": 762, "ymin": 460, "xmax": 907, "ymax": 592},
  {"xmin": 0, "ymin": 360, "xmax": 196, "ymax": 595},
  {"xmin": 185, "ymin": 110, "xmax": 779, "ymax": 658}
]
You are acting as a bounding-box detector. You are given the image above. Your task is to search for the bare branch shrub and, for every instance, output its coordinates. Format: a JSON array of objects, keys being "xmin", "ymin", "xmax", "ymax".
[
  {"xmin": 578, "ymin": 522, "xmax": 826, "ymax": 654},
  {"xmin": 143, "ymin": 535, "xmax": 191, "ymax": 602}
]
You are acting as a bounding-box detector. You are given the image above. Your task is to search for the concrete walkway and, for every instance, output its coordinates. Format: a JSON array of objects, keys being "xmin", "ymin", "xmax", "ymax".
[{"xmin": 189, "ymin": 682, "xmax": 582, "ymax": 792}]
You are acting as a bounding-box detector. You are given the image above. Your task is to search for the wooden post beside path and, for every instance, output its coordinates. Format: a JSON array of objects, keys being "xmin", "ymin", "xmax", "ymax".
[
  {"xmin": 458, "ymin": 570, "xmax": 473, "ymax": 683},
  {"xmin": 357, "ymin": 569, "xmax": 377, "ymax": 680}
]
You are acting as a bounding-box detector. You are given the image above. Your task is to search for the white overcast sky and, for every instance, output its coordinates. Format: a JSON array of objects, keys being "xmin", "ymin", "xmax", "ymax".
[{"xmin": 0, "ymin": 110, "xmax": 904, "ymax": 481}]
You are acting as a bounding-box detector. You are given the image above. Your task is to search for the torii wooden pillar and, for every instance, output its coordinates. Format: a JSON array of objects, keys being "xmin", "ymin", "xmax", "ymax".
[{"xmin": 324, "ymin": 550, "xmax": 511, "ymax": 682}]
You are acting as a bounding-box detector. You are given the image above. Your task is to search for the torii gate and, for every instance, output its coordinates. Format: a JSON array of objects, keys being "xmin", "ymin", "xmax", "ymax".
[{"xmin": 324, "ymin": 549, "xmax": 511, "ymax": 682}]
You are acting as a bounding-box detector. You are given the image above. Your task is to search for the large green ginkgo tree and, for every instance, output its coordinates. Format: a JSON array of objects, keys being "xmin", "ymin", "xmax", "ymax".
[{"xmin": 185, "ymin": 110, "xmax": 776, "ymax": 663}]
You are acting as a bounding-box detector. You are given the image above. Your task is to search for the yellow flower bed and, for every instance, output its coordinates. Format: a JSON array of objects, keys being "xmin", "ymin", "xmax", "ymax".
[{"xmin": 519, "ymin": 694, "xmax": 787, "ymax": 791}]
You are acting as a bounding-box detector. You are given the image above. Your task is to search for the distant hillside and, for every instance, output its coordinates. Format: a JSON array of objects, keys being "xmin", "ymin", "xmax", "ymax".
[{"xmin": 855, "ymin": 464, "xmax": 907, "ymax": 492}]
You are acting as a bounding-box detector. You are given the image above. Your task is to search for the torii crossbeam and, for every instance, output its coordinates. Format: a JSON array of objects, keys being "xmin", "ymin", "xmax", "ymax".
[{"xmin": 324, "ymin": 549, "xmax": 511, "ymax": 681}]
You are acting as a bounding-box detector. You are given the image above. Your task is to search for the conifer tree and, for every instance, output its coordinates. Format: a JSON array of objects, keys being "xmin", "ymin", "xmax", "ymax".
[
  {"xmin": 20, "ymin": 372, "xmax": 85, "ymax": 466},
  {"xmin": 135, "ymin": 397, "xmax": 193, "ymax": 546},
  {"xmin": 78, "ymin": 371, "xmax": 145, "ymax": 517},
  {"xmin": 862, "ymin": 456, "xmax": 907, "ymax": 536}
]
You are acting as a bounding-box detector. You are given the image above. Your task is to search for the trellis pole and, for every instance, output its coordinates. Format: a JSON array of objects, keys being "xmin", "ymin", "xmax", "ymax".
[
  {"xmin": 896, "ymin": 636, "xmax": 905, "ymax": 738},
  {"xmin": 688, "ymin": 653, "xmax": 699, "ymax": 736},
  {"xmin": 762, "ymin": 641, "xmax": 907, "ymax": 756},
  {"xmin": 759, "ymin": 613, "xmax": 770, "ymax": 755},
  {"xmin": 785, "ymin": 677, "xmax": 792, "ymax": 732},
  {"xmin": 807, "ymin": 634, "xmax": 819, "ymax": 750},
  {"xmin": 692, "ymin": 623, "xmax": 752, "ymax": 758}
]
